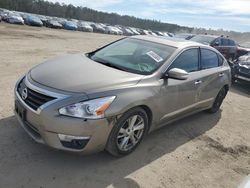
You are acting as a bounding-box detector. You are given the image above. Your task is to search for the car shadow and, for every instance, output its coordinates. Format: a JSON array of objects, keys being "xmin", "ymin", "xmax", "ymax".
[
  {"xmin": 0, "ymin": 110, "xmax": 221, "ymax": 188},
  {"xmin": 231, "ymin": 81, "xmax": 250, "ymax": 97}
]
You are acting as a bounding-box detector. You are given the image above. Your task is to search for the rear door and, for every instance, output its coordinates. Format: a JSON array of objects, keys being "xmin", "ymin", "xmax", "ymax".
[{"xmin": 197, "ymin": 48, "xmax": 228, "ymax": 108}]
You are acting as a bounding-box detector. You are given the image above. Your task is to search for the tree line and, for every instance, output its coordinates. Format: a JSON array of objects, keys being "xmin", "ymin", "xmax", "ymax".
[{"xmin": 0, "ymin": 0, "xmax": 192, "ymax": 32}]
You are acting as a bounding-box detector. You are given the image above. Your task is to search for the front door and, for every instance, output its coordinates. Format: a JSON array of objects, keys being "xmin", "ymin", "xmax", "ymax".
[{"xmin": 158, "ymin": 48, "xmax": 203, "ymax": 124}]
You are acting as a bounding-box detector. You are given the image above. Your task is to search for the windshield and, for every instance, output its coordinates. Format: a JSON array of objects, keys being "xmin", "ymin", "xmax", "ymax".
[
  {"xmin": 89, "ymin": 38, "xmax": 176, "ymax": 75},
  {"xmin": 190, "ymin": 35, "xmax": 216, "ymax": 45}
]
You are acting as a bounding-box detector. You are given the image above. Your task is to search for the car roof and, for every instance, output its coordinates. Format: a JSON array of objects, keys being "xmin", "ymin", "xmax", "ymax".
[
  {"xmin": 194, "ymin": 34, "xmax": 219, "ymax": 38},
  {"xmin": 131, "ymin": 35, "xmax": 208, "ymax": 49}
]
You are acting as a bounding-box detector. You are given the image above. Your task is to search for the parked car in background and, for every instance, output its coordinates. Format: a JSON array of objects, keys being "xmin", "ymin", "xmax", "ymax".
[
  {"xmin": 90, "ymin": 23, "xmax": 105, "ymax": 33},
  {"xmin": 148, "ymin": 30, "xmax": 158, "ymax": 36},
  {"xmin": 78, "ymin": 21, "xmax": 93, "ymax": 32},
  {"xmin": 166, "ymin": 32, "xmax": 174, "ymax": 37},
  {"xmin": 6, "ymin": 13, "xmax": 24, "ymax": 25},
  {"xmin": 232, "ymin": 52, "xmax": 250, "ymax": 83},
  {"xmin": 175, "ymin": 33, "xmax": 195, "ymax": 40},
  {"xmin": 0, "ymin": 10, "xmax": 11, "ymax": 22},
  {"xmin": 63, "ymin": 21, "xmax": 78, "ymax": 31},
  {"xmin": 129, "ymin": 27, "xmax": 140, "ymax": 35},
  {"xmin": 46, "ymin": 19, "xmax": 62, "ymax": 29},
  {"xmin": 14, "ymin": 36, "xmax": 231, "ymax": 156},
  {"xmin": 237, "ymin": 42, "xmax": 250, "ymax": 59},
  {"xmin": 116, "ymin": 26, "xmax": 134, "ymax": 36},
  {"xmin": 56, "ymin": 17, "xmax": 67, "ymax": 25},
  {"xmin": 154, "ymin": 31, "xmax": 164, "ymax": 36},
  {"xmin": 25, "ymin": 15, "xmax": 43, "ymax": 27},
  {"xmin": 190, "ymin": 34, "xmax": 237, "ymax": 61},
  {"xmin": 37, "ymin": 15, "xmax": 48, "ymax": 25},
  {"xmin": 105, "ymin": 26, "xmax": 123, "ymax": 35}
]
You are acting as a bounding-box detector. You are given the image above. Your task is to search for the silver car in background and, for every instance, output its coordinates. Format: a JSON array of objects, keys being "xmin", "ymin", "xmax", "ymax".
[{"xmin": 14, "ymin": 36, "xmax": 231, "ymax": 156}]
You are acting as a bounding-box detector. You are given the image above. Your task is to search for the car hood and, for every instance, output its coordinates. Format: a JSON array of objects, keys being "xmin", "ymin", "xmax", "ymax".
[
  {"xmin": 238, "ymin": 55, "xmax": 250, "ymax": 62},
  {"xmin": 30, "ymin": 54, "xmax": 144, "ymax": 94}
]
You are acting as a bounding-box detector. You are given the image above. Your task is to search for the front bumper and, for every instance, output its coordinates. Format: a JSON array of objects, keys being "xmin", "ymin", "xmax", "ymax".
[
  {"xmin": 14, "ymin": 77, "xmax": 116, "ymax": 154},
  {"xmin": 233, "ymin": 65, "xmax": 250, "ymax": 82},
  {"xmin": 234, "ymin": 74, "xmax": 250, "ymax": 82}
]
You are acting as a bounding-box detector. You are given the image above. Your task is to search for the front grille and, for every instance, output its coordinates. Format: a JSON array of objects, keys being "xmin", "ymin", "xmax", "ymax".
[
  {"xmin": 239, "ymin": 67, "xmax": 250, "ymax": 75},
  {"xmin": 17, "ymin": 78, "xmax": 56, "ymax": 111}
]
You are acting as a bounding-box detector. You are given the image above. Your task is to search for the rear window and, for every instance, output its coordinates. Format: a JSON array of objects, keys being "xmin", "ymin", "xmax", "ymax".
[{"xmin": 201, "ymin": 49, "xmax": 219, "ymax": 69}]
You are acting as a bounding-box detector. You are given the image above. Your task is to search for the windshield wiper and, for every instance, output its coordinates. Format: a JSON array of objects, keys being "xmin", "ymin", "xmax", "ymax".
[{"xmin": 93, "ymin": 58, "xmax": 126, "ymax": 71}]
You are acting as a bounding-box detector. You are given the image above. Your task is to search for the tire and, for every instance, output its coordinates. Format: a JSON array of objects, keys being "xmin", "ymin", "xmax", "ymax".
[
  {"xmin": 207, "ymin": 87, "xmax": 227, "ymax": 113},
  {"xmin": 106, "ymin": 107, "xmax": 149, "ymax": 157},
  {"xmin": 232, "ymin": 77, "xmax": 237, "ymax": 84}
]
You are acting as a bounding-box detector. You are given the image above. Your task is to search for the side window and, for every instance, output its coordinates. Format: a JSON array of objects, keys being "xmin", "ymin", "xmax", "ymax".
[
  {"xmin": 168, "ymin": 49, "xmax": 199, "ymax": 72},
  {"xmin": 221, "ymin": 39, "xmax": 229, "ymax": 46},
  {"xmin": 229, "ymin": 40, "xmax": 236, "ymax": 46},
  {"xmin": 201, "ymin": 49, "xmax": 219, "ymax": 69}
]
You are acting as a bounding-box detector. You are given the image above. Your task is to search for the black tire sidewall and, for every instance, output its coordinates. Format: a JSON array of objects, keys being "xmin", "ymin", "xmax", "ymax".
[{"xmin": 209, "ymin": 88, "xmax": 226, "ymax": 113}]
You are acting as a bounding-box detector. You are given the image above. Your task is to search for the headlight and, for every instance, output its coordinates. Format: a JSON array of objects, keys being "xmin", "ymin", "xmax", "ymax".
[{"xmin": 59, "ymin": 96, "xmax": 116, "ymax": 119}]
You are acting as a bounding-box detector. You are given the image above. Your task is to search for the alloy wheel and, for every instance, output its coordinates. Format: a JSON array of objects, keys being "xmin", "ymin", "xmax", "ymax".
[{"xmin": 116, "ymin": 115, "xmax": 145, "ymax": 151}]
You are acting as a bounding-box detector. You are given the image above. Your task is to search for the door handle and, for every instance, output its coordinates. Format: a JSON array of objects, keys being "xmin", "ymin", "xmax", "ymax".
[
  {"xmin": 219, "ymin": 73, "xmax": 225, "ymax": 77},
  {"xmin": 195, "ymin": 80, "xmax": 202, "ymax": 85}
]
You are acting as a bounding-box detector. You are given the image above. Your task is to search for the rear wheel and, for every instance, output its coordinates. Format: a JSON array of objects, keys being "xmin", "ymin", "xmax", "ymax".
[
  {"xmin": 106, "ymin": 107, "xmax": 148, "ymax": 157},
  {"xmin": 207, "ymin": 87, "xmax": 227, "ymax": 113}
]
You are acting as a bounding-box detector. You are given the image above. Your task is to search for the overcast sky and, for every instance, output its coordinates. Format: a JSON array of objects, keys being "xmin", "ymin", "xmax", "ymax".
[{"xmin": 48, "ymin": 0, "xmax": 250, "ymax": 32}]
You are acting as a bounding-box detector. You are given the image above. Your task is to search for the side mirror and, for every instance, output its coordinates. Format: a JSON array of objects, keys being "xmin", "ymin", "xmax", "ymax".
[{"xmin": 166, "ymin": 68, "xmax": 189, "ymax": 80}]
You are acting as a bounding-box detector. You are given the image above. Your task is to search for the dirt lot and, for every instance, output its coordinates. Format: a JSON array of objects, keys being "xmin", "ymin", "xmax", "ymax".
[{"xmin": 0, "ymin": 23, "xmax": 250, "ymax": 188}]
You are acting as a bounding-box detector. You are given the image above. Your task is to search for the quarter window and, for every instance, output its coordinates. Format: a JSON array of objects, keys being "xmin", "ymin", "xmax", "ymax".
[
  {"xmin": 218, "ymin": 55, "xmax": 224, "ymax": 66},
  {"xmin": 168, "ymin": 49, "xmax": 199, "ymax": 72},
  {"xmin": 201, "ymin": 49, "xmax": 219, "ymax": 69}
]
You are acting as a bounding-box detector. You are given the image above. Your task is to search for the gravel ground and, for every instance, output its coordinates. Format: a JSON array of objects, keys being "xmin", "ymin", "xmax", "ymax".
[{"xmin": 0, "ymin": 23, "xmax": 250, "ymax": 188}]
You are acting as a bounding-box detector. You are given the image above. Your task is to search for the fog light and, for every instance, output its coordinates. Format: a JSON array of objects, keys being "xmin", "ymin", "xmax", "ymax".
[
  {"xmin": 58, "ymin": 134, "xmax": 90, "ymax": 141},
  {"xmin": 58, "ymin": 134, "xmax": 90, "ymax": 150}
]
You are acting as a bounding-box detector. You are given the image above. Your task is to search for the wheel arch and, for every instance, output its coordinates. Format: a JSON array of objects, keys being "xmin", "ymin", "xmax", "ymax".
[{"xmin": 223, "ymin": 84, "xmax": 229, "ymax": 94}]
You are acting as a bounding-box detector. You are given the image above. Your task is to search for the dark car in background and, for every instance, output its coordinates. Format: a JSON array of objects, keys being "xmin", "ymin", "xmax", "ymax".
[
  {"xmin": 25, "ymin": 15, "xmax": 43, "ymax": 27},
  {"xmin": 232, "ymin": 52, "xmax": 250, "ymax": 83},
  {"xmin": 190, "ymin": 34, "xmax": 237, "ymax": 61},
  {"xmin": 46, "ymin": 19, "xmax": 62, "ymax": 29}
]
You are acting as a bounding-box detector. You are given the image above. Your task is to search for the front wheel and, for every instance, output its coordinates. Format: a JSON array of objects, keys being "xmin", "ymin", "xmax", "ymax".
[
  {"xmin": 207, "ymin": 87, "xmax": 227, "ymax": 113},
  {"xmin": 106, "ymin": 107, "xmax": 148, "ymax": 157}
]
